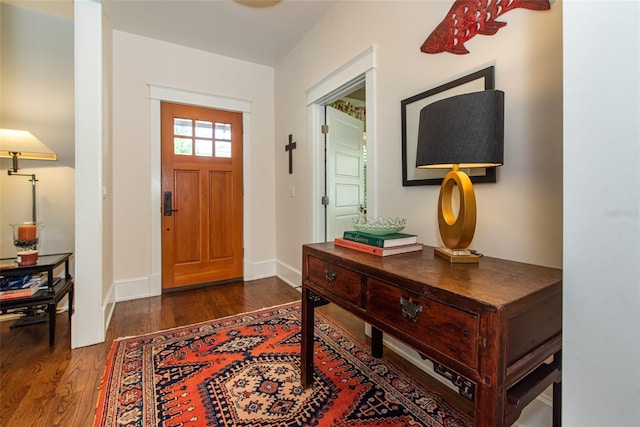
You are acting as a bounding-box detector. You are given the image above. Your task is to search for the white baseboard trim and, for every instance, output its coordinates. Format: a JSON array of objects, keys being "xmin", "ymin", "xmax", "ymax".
[
  {"xmin": 275, "ymin": 260, "xmax": 301, "ymax": 289},
  {"xmin": 103, "ymin": 283, "xmax": 116, "ymax": 332},
  {"xmin": 114, "ymin": 260, "xmax": 280, "ymax": 302},
  {"xmin": 149, "ymin": 273, "xmax": 161, "ymax": 296},
  {"xmin": 246, "ymin": 260, "xmax": 277, "ymax": 281},
  {"xmin": 534, "ymin": 389, "xmax": 553, "ymax": 407},
  {"xmin": 115, "ymin": 276, "xmax": 153, "ymax": 301}
]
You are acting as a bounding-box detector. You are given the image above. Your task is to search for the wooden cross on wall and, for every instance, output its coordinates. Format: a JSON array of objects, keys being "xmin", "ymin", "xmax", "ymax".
[{"xmin": 285, "ymin": 134, "xmax": 296, "ymax": 174}]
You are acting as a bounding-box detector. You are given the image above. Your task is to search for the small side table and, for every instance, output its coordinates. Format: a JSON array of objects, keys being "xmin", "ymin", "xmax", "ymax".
[{"xmin": 0, "ymin": 253, "xmax": 74, "ymax": 347}]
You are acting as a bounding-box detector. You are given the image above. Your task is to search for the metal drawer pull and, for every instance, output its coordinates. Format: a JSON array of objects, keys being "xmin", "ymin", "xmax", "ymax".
[
  {"xmin": 324, "ymin": 268, "xmax": 337, "ymax": 283},
  {"xmin": 400, "ymin": 296, "xmax": 423, "ymax": 323}
]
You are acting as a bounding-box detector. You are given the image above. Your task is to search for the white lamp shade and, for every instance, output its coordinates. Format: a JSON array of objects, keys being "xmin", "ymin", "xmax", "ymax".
[{"xmin": 0, "ymin": 129, "xmax": 57, "ymax": 161}]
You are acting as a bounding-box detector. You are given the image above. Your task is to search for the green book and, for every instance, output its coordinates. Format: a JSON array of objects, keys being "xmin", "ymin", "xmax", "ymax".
[{"xmin": 342, "ymin": 231, "xmax": 418, "ymax": 248}]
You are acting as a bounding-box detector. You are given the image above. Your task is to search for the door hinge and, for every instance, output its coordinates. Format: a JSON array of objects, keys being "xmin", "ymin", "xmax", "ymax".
[
  {"xmin": 321, "ymin": 195, "xmax": 329, "ymax": 206},
  {"xmin": 321, "ymin": 124, "xmax": 329, "ymax": 134}
]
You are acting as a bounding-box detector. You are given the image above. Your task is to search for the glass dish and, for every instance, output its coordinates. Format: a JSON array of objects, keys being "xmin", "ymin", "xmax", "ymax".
[{"xmin": 352, "ymin": 217, "xmax": 407, "ymax": 235}]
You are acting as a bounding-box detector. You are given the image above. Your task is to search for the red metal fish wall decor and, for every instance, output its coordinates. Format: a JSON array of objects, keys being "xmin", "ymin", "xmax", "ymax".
[{"xmin": 421, "ymin": 0, "xmax": 550, "ymax": 55}]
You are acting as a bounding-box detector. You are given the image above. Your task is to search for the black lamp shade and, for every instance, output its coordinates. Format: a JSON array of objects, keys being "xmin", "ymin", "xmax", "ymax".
[{"xmin": 416, "ymin": 90, "xmax": 504, "ymax": 169}]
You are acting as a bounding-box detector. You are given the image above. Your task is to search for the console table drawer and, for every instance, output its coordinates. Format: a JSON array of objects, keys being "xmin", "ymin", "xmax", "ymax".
[
  {"xmin": 307, "ymin": 256, "xmax": 362, "ymax": 306},
  {"xmin": 366, "ymin": 278, "xmax": 479, "ymax": 369}
]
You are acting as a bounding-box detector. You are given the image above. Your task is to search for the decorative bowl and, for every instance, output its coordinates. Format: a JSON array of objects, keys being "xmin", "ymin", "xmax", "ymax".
[{"xmin": 352, "ymin": 217, "xmax": 407, "ymax": 235}]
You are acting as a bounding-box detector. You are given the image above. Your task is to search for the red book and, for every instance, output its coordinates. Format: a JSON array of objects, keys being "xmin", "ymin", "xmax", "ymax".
[
  {"xmin": 0, "ymin": 291, "xmax": 35, "ymax": 300},
  {"xmin": 334, "ymin": 238, "xmax": 423, "ymax": 257}
]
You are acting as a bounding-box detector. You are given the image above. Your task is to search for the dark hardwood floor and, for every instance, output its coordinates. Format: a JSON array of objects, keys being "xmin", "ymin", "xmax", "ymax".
[{"xmin": 0, "ymin": 277, "xmax": 471, "ymax": 427}]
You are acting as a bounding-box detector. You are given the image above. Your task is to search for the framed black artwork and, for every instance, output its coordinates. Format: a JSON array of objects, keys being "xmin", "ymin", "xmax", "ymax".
[{"xmin": 401, "ymin": 66, "xmax": 496, "ymax": 186}]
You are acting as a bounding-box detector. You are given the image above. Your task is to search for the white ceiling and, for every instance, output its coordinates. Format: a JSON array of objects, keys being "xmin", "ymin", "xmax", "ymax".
[
  {"xmin": 102, "ymin": 0, "xmax": 337, "ymax": 66},
  {"xmin": 2, "ymin": 0, "xmax": 335, "ymax": 67},
  {"xmin": 2, "ymin": 0, "xmax": 73, "ymax": 19}
]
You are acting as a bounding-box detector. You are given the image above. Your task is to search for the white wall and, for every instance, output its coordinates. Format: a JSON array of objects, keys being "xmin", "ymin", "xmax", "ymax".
[
  {"xmin": 563, "ymin": 1, "xmax": 639, "ymax": 426},
  {"xmin": 111, "ymin": 31, "xmax": 276, "ymax": 297},
  {"xmin": 101, "ymin": 4, "xmax": 115, "ymax": 328},
  {"xmin": 0, "ymin": 4, "xmax": 75, "ymax": 259},
  {"xmin": 275, "ymin": 0, "xmax": 562, "ymax": 272},
  {"xmin": 275, "ymin": 1, "xmax": 562, "ymax": 425},
  {"xmin": 74, "ymin": 0, "xmax": 112, "ymax": 348}
]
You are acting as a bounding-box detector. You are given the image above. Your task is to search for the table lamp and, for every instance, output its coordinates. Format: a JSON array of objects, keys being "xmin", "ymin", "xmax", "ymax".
[{"xmin": 416, "ymin": 90, "xmax": 504, "ymax": 263}]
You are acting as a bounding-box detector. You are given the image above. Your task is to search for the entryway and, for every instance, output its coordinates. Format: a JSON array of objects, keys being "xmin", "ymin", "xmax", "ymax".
[
  {"xmin": 160, "ymin": 102, "xmax": 243, "ymax": 290},
  {"xmin": 306, "ymin": 46, "xmax": 378, "ymax": 244}
]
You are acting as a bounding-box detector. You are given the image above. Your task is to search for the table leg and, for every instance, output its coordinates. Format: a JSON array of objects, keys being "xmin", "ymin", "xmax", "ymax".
[
  {"xmin": 475, "ymin": 384, "xmax": 504, "ymax": 426},
  {"xmin": 371, "ymin": 326, "xmax": 383, "ymax": 358},
  {"xmin": 553, "ymin": 350, "xmax": 562, "ymax": 427},
  {"xmin": 301, "ymin": 287, "xmax": 315, "ymax": 388},
  {"xmin": 48, "ymin": 302, "xmax": 56, "ymax": 347},
  {"xmin": 68, "ymin": 282, "xmax": 74, "ymax": 322}
]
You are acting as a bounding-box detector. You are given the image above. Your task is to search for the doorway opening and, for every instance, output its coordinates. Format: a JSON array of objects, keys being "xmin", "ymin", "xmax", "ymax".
[
  {"xmin": 149, "ymin": 84, "xmax": 252, "ymax": 297},
  {"xmin": 323, "ymin": 87, "xmax": 367, "ymax": 242},
  {"xmin": 160, "ymin": 102, "xmax": 244, "ymax": 290},
  {"xmin": 306, "ymin": 45, "xmax": 377, "ymax": 244}
]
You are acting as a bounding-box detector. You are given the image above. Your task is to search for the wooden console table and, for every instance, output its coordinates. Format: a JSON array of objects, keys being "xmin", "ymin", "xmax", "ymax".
[
  {"xmin": 0, "ymin": 253, "xmax": 74, "ymax": 347},
  {"xmin": 301, "ymin": 243, "xmax": 562, "ymax": 426}
]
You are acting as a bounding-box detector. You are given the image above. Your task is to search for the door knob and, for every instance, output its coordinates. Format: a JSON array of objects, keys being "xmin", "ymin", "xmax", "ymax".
[{"xmin": 163, "ymin": 191, "xmax": 179, "ymax": 216}]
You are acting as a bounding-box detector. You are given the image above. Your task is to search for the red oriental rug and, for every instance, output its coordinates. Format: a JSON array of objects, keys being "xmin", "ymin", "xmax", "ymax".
[{"xmin": 94, "ymin": 302, "xmax": 471, "ymax": 426}]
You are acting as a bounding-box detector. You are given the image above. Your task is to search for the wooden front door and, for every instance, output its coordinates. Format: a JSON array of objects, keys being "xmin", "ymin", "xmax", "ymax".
[{"xmin": 161, "ymin": 102, "xmax": 243, "ymax": 290}]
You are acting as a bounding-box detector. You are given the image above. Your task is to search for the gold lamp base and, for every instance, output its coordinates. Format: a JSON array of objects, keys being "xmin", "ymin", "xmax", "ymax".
[
  {"xmin": 435, "ymin": 167, "xmax": 479, "ymax": 264},
  {"xmin": 434, "ymin": 247, "xmax": 480, "ymax": 264}
]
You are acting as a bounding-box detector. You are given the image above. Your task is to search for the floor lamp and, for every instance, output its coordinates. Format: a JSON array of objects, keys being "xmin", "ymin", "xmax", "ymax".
[
  {"xmin": 1, "ymin": 129, "xmax": 57, "ymax": 222},
  {"xmin": 1, "ymin": 129, "xmax": 57, "ymax": 259}
]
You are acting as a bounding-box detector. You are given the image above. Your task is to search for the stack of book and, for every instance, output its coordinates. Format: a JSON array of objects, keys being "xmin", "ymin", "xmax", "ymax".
[
  {"xmin": 0, "ymin": 273, "xmax": 47, "ymax": 300},
  {"xmin": 335, "ymin": 230, "xmax": 423, "ymax": 257}
]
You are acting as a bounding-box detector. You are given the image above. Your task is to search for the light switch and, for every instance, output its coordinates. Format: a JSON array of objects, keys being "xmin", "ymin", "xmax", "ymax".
[{"xmin": 288, "ymin": 186, "xmax": 295, "ymax": 198}]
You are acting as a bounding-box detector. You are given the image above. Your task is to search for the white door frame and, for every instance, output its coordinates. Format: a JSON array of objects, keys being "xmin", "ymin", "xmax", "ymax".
[
  {"xmin": 306, "ymin": 46, "xmax": 378, "ymax": 242},
  {"xmin": 148, "ymin": 84, "xmax": 252, "ymax": 296}
]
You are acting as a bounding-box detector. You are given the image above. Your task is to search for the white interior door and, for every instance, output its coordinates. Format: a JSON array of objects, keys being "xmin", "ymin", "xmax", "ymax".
[{"xmin": 325, "ymin": 106, "xmax": 365, "ymax": 241}]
